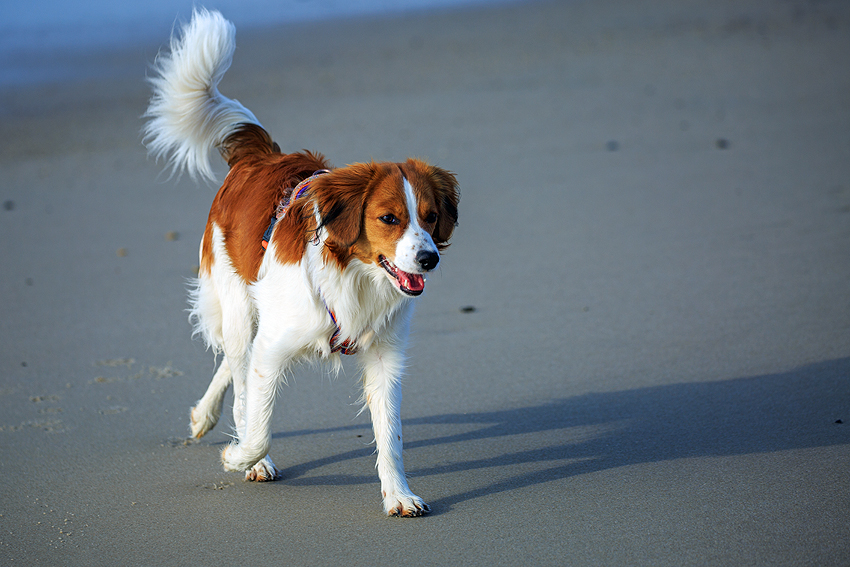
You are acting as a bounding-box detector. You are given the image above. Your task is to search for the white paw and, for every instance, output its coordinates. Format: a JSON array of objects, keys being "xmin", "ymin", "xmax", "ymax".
[
  {"xmin": 220, "ymin": 443, "xmax": 259, "ymax": 472},
  {"xmin": 245, "ymin": 456, "xmax": 280, "ymax": 482},
  {"xmin": 383, "ymin": 490, "xmax": 430, "ymax": 517},
  {"xmin": 189, "ymin": 405, "xmax": 218, "ymax": 438}
]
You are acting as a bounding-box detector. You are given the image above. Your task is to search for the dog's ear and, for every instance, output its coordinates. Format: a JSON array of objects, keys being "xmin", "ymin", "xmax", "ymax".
[
  {"xmin": 427, "ymin": 166, "xmax": 459, "ymax": 250},
  {"xmin": 313, "ymin": 163, "xmax": 377, "ymax": 247}
]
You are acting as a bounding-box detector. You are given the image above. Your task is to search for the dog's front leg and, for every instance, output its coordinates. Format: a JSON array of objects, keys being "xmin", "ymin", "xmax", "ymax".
[
  {"xmin": 360, "ymin": 339, "xmax": 429, "ymax": 517},
  {"xmin": 220, "ymin": 338, "xmax": 282, "ymax": 481}
]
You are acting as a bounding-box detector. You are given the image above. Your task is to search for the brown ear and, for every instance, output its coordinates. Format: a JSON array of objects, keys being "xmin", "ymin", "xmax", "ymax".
[
  {"xmin": 428, "ymin": 166, "xmax": 459, "ymax": 250},
  {"xmin": 313, "ymin": 163, "xmax": 378, "ymax": 247}
]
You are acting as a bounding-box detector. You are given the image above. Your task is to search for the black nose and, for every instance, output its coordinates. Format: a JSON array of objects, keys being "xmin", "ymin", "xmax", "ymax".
[{"xmin": 416, "ymin": 250, "xmax": 439, "ymax": 271}]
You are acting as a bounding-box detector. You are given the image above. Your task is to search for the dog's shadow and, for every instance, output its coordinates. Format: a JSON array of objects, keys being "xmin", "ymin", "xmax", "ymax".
[{"xmin": 260, "ymin": 358, "xmax": 848, "ymax": 514}]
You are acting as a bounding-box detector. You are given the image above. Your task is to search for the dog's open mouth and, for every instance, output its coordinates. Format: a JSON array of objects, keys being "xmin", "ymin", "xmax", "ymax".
[{"xmin": 379, "ymin": 255, "xmax": 425, "ymax": 296}]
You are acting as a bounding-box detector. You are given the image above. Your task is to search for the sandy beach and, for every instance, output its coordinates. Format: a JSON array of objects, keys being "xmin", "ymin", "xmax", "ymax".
[{"xmin": 1, "ymin": 0, "xmax": 849, "ymax": 564}]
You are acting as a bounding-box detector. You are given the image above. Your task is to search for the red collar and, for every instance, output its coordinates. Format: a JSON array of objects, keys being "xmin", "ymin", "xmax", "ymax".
[
  {"xmin": 261, "ymin": 169, "xmax": 330, "ymax": 250},
  {"xmin": 325, "ymin": 303, "xmax": 357, "ymax": 355},
  {"xmin": 258, "ymin": 170, "xmax": 353, "ymax": 354}
]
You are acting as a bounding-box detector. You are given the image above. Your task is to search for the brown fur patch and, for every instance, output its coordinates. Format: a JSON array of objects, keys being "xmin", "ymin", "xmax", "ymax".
[
  {"xmin": 199, "ymin": 221, "xmax": 215, "ymax": 276},
  {"xmin": 219, "ymin": 123, "xmax": 280, "ymax": 167},
  {"xmin": 271, "ymin": 197, "xmax": 319, "ymax": 266},
  {"xmin": 310, "ymin": 162, "xmax": 396, "ymax": 268},
  {"xmin": 349, "ymin": 165, "xmax": 408, "ymax": 267},
  {"xmin": 399, "ymin": 159, "xmax": 459, "ymax": 250},
  {"xmin": 200, "ymin": 125, "xmax": 330, "ymax": 282},
  {"xmin": 200, "ymin": 126, "xmax": 459, "ymax": 283}
]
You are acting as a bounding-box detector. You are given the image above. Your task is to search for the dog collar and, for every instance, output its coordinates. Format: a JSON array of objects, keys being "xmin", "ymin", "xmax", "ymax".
[
  {"xmin": 324, "ymin": 303, "xmax": 358, "ymax": 355},
  {"xmin": 259, "ymin": 169, "xmax": 354, "ymax": 354},
  {"xmin": 261, "ymin": 169, "xmax": 330, "ymax": 249}
]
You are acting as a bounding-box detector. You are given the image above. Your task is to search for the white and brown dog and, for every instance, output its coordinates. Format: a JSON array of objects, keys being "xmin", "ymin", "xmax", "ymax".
[{"xmin": 143, "ymin": 9, "xmax": 458, "ymax": 516}]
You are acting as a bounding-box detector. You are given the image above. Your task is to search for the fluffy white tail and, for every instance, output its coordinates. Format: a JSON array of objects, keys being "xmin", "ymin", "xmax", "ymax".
[{"xmin": 143, "ymin": 9, "xmax": 259, "ymax": 182}]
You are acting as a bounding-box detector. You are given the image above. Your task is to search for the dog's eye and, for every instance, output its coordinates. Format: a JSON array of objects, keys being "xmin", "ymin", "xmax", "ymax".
[
  {"xmin": 424, "ymin": 212, "xmax": 438, "ymax": 224},
  {"xmin": 379, "ymin": 214, "xmax": 400, "ymax": 225}
]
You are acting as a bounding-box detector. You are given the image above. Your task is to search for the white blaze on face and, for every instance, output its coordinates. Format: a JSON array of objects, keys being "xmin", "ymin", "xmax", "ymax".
[{"xmin": 393, "ymin": 177, "xmax": 439, "ymax": 274}]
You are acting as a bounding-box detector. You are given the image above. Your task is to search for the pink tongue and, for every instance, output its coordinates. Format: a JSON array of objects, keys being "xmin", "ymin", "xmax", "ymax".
[{"xmin": 397, "ymin": 269, "xmax": 425, "ymax": 292}]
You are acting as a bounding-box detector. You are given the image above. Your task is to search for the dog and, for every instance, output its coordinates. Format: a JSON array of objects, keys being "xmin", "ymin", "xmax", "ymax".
[{"xmin": 143, "ymin": 9, "xmax": 458, "ymax": 516}]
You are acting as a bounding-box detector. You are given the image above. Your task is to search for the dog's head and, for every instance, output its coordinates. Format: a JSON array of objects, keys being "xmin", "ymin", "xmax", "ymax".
[{"xmin": 314, "ymin": 159, "xmax": 459, "ymax": 296}]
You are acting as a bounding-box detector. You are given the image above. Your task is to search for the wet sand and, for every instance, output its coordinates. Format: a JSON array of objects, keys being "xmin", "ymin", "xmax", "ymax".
[{"xmin": 1, "ymin": 1, "xmax": 849, "ymax": 564}]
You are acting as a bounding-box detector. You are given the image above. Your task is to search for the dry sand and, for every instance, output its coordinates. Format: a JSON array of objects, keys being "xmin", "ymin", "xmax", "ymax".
[{"xmin": 1, "ymin": 1, "xmax": 849, "ymax": 565}]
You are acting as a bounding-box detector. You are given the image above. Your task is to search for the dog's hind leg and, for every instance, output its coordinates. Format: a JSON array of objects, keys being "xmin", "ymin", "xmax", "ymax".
[
  {"xmin": 188, "ymin": 267, "xmax": 232, "ymax": 438},
  {"xmin": 190, "ymin": 357, "xmax": 231, "ymax": 438}
]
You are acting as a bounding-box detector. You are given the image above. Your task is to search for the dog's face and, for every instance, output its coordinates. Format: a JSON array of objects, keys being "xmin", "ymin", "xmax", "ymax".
[{"xmin": 315, "ymin": 159, "xmax": 459, "ymax": 296}]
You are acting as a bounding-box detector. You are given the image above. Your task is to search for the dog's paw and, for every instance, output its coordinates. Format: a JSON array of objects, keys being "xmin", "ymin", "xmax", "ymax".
[
  {"xmin": 220, "ymin": 443, "xmax": 254, "ymax": 472},
  {"xmin": 245, "ymin": 456, "xmax": 280, "ymax": 482},
  {"xmin": 189, "ymin": 405, "xmax": 217, "ymax": 439},
  {"xmin": 383, "ymin": 491, "xmax": 430, "ymax": 517}
]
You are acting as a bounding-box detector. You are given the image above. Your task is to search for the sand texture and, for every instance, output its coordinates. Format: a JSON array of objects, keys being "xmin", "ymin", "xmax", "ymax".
[{"xmin": 1, "ymin": 1, "xmax": 849, "ymax": 565}]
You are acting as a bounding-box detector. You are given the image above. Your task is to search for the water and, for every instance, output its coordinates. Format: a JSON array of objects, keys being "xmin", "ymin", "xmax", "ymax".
[{"xmin": 0, "ymin": 0, "xmax": 512, "ymax": 86}]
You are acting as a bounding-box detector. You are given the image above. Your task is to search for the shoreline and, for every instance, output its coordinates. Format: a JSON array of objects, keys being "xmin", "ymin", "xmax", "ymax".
[{"xmin": 0, "ymin": 0, "xmax": 522, "ymax": 89}]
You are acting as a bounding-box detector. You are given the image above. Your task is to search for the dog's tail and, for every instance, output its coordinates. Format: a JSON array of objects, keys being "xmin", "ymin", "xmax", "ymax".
[{"xmin": 143, "ymin": 9, "xmax": 274, "ymax": 183}]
